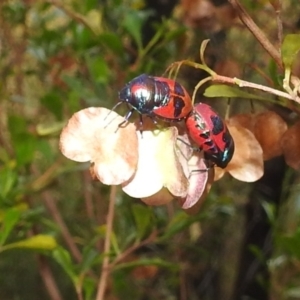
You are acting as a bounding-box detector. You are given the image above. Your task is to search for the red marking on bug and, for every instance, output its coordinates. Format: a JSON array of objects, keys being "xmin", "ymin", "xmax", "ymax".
[
  {"xmin": 110, "ymin": 74, "xmax": 193, "ymax": 129},
  {"xmin": 185, "ymin": 103, "xmax": 234, "ymax": 168}
]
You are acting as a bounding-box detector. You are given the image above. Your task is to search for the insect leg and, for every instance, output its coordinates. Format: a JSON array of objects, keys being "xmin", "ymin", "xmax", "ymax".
[
  {"xmin": 104, "ymin": 101, "xmax": 123, "ymax": 121},
  {"xmin": 188, "ymin": 160, "xmax": 213, "ymax": 179},
  {"xmin": 177, "ymin": 138, "xmax": 201, "ymax": 152},
  {"xmin": 118, "ymin": 108, "xmax": 135, "ymax": 128}
]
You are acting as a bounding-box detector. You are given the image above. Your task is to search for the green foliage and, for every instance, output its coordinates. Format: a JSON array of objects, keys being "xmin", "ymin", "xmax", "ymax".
[
  {"xmin": 53, "ymin": 247, "xmax": 78, "ymax": 282},
  {"xmin": 204, "ymin": 84, "xmax": 270, "ymax": 101},
  {"xmin": 277, "ymin": 229, "xmax": 300, "ymax": 260},
  {"xmin": 131, "ymin": 204, "xmax": 153, "ymax": 240},
  {"xmin": 281, "ymin": 34, "xmax": 300, "ymax": 69},
  {"xmin": 0, "ymin": 0, "xmax": 190, "ymax": 298},
  {"xmin": 1, "ymin": 234, "xmax": 57, "ymax": 252},
  {"xmin": 122, "ymin": 9, "xmax": 152, "ymax": 53},
  {"xmin": 1, "ymin": 0, "xmax": 300, "ymax": 299},
  {"xmin": 0, "ymin": 207, "xmax": 23, "ymax": 246}
]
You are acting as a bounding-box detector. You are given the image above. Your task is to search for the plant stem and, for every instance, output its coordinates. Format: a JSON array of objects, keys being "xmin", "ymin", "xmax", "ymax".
[
  {"xmin": 109, "ymin": 231, "xmax": 157, "ymax": 268},
  {"xmin": 83, "ymin": 170, "xmax": 96, "ymax": 221},
  {"xmin": 228, "ymin": 0, "xmax": 283, "ymax": 71},
  {"xmin": 37, "ymin": 255, "xmax": 63, "ymax": 300},
  {"xmin": 47, "ymin": 0, "xmax": 98, "ymax": 35},
  {"xmin": 274, "ymin": 1, "xmax": 283, "ymax": 47},
  {"xmin": 213, "ymin": 74, "xmax": 300, "ymax": 103},
  {"xmin": 95, "ymin": 185, "xmax": 117, "ymax": 300},
  {"xmin": 42, "ymin": 192, "xmax": 82, "ymax": 263}
]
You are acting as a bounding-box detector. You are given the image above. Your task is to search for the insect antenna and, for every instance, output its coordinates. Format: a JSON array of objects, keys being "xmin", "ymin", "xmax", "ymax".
[{"xmin": 104, "ymin": 101, "xmax": 124, "ymax": 121}]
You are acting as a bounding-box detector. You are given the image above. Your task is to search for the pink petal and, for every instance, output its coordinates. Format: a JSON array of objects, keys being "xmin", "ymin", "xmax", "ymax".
[
  {"xmin": 60, "ymin": 107, "xmax": 138, "ymax": 185},
  {"xmin": 180, "ymin": 153, "xmax": 213, "ymax": 210}
]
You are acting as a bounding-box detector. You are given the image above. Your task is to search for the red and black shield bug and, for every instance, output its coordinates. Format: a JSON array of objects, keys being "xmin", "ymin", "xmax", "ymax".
[
  {"xmin": 112, "ymin": 74, "xmax": 193, "ymax": 127},
  {"xmin": 185, "ymin": 103, "xmax": 234, "ymax": 168}
]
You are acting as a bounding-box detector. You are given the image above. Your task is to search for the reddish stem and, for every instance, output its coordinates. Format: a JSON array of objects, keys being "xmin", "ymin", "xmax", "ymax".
[
  {"xmin": 95, "ymin": 185, "xmax": 117, "ymax": 300},
  {"xmin": 37, "ymin": 255, "xmax": 63, "ymax": 300},
  {"xmin": 42, "ymin": 192, "xmax": 82, "ymax": 263}
]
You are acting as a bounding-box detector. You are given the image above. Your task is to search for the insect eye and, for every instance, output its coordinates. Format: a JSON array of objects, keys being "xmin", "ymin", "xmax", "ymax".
[{"xmin": 119, "ymin": 86, "xmax": 131, "ymax": 102}]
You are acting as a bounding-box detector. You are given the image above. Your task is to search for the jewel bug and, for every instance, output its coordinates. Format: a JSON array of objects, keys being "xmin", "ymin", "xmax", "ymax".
[
  {"xmin": 112, "ymin": 74, "xmax": 193, "ymax": 127},
  {"xmin": 185, "ymin": 103, "xmax": 234, "ymax": 168}
]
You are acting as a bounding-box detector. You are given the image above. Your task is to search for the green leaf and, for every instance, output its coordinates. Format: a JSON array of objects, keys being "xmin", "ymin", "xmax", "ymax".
[
  {"xmin": 1, "ymin": 234, "xmax": 57, "ymax": 252},
  {"xmin": 95, "ymin": 225, "xmax": 119, "ymax": 254},
  {"xmin": 200, "ymin": 39, "xmax": 210, "ymax": 65},
  {"xmin": 204, "ymin": 84, "xmax": 270, "ymax": 101},
  {"xmin": 0, "ymin": 203, "xmax": 28, "ymax": 222},
  {"xmin": 34, "ymin": 139, "xmax": 57, "ymax": 166},
  {"xmin": 0, "ymin": 208, "xmax": 22, "ymax": 246},
  {"xmin": 84, "ymin": 0, "xmax": 98, "ymax": 12},
  {"xmin": 0, "ymin": 166, "xmax": 18, "ymax": 199},
  {"xmin": 132, "ymin": 204, "xmax": 152, "ymax": 240},
  {"xmin": 80, "ymin": 247, "xmax": 99, "ymax": 273},
  {"xmin": 164, "ymin": 27, "xmax": 186, "ymax": 43},
  {"xmin": 115, "ymin": 258, "xmax": 178, "ymax": 271},
  {"xmin": 36, "ymin": 121, "xmax": 65, "ymax": 136},
  {"xmin": 122, "ymin": 10, "xmax": 152, "ymax": 52},
  {"xmin": 285, "ymin": 287, "xmax": 300, "ymax": 298},
  {"xmin": 84, "ymin": 9, "xmax": 102, "ymax": 35},
  {"xmin": 40, "ymin": 91, "xmax": 64, "ymax": 120},
  {"xmin": 161, "ymin": 211, "xmax": 197, "ymax": 240},
  {"xmin": 73, "ymin": 25, "xmax": 93, "ymax": 50},
  {"xmin": 98, "ymin": 33, "xmax": 124, "ymax": 56},
  {"xmin": 277, "ymin": 229, "xmax": 300, "ymax": 260},
  {"xmin": 248, "ymin": 245, "xmax": 265, "ymax": 263},
  {"xmin": 82, "ymin": 277, "xmax": 97, "ymax": 300},
  {"xmin": 0, "ymin": 147, "xmax": 10, "ymax": 163},
  {"xmin": 8, "ymin": 115, "xmax": 37, "ymax": 166},
  {"xmin": 2, "ymin": 1, "xmax": 26, "ymax": 24},
  {"xmin": 268, "ymin": 59, "xmax": 282, "ymax": 87},
  {"xmin": 52, "ymin": 246, "xmax": 77, "ymax": 282},
  {"xmin": 62, "ymin": 75, "xmax": 98, "ymax": 107},
  {"xmin": 15, "ymin": 134, "xmax": 37, "ymax": 166},
  {"xmin": 86, "ymin": 55, "xmax": 110, "ymax": 84},
  {"xmin": 261, "ymin": 200, "xmax": 276, "ymax": 223},
  {"xmin": 122, "ymin": 11, "xmax": 142, "ymax": 50},
  {"xmin": 281, "ymin": 34, "xmax": 300, "ymax": 68}
]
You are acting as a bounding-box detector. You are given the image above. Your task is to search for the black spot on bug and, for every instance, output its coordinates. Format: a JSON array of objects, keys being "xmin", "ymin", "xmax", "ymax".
[
  {"xmin": 154, "ymin": 80, "xmax": 170, "ymax": 106},
  {"xmin": 174, "ymin": 81, "xmax": 185, "ymax": 96},
  {"xmin": 173, "ymin": 97, "xmax": 185, "ymax": 118},
  {"xmin": 222, "ymin": 130, "xmax": 231, "ymax": 145},
  {"xmin": 160, "ymin": 81, "xmax": 171, "ymax": 95},
  {"xmin": 211, "ymin": 115, "xmax": 224, "ymax": 135},
  {"xmin": 193, "ymin": 113, "xmax": 209, "ymax": 130},
  {"xmin": 200, "ymin": 132, "xmax": 210, "ymax": 139},
  {"xmin": 204, "ymin": 140, "xmax": 214, "ymax": 147}
]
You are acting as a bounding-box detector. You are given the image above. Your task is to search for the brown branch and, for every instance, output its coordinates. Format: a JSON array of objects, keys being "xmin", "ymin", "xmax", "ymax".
[
  {"xmin": 170, "ymin": 59, "xmax": 300, "ymax": 103},
  {"xmin": 275, "ymin": 3, "xmax": 283, "ymax": 47},
  {"xmin": 37, "ymin": 255, "xmax": 63, "ymax": 300},
  {"xmin": 95, "ymin": 185, "xmax": 117, "ymax": 300},
  {"xmin": 46, "ymin": 0, "xmax": 97, "ymax": 35},
  {"xmin": 83, "ymin": 171, "xmax": 95, "ymax": 221},
  {"xmin": 180, "ymin": 268, "xmax": 188, "ymax": 300},
  {"xmin": 29, "ymin": 226, "xmax": 62, "ymax": 300},
  {"xmin": 42, "ymin": 192, "xmax": 82, "ymax": 263},
  {"xmin": 109, "ymin": 230, "xmax": 158, "ymax": 268},
  {"xmin": 228, "ymin": 0, "xmax": 283, "ymax": 71},
  {"xmin": 29, "ymin": 159, "xmax": 63, "ymax": 192},
  {"xmin": 213, "ymin": 74, "xmax": 300, "ymax": 103}
]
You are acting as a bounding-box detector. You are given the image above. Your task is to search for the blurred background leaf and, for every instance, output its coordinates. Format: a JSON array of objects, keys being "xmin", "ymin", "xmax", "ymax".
[{"xmin": 0, "ymin": 1, "xmax": 300, "ymax": 300}]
